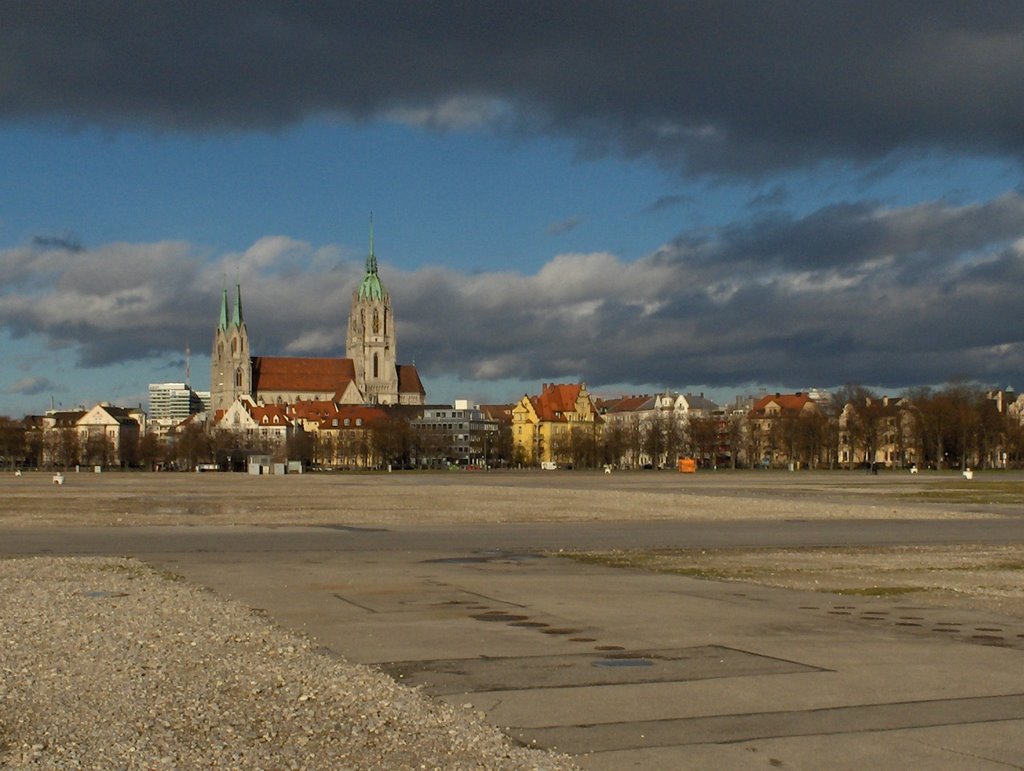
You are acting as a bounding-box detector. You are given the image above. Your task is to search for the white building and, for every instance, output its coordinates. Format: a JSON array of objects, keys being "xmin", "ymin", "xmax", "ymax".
[
  {"xmin": 149, "ymin": 382, "xmax": 206, "ymax": 422},
  {"xmin": 412, "ymin": 399, "xmax": 498, "ymax": 466}
]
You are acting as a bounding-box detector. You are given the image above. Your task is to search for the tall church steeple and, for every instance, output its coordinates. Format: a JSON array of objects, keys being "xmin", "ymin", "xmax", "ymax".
[
  {"xmin": 211, "ymin": 276, "xmax": 252, "ymax": 415},
  {"xmin": 346, "ymin": 217, "xmax": 398, "ymax": 404}
]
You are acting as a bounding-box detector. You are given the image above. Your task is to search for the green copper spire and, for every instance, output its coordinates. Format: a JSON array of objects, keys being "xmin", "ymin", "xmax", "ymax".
[
  {"xmin": 218, "ymin": 279, "xmax": 229, "ymax": 331},
  {"xmin": 357, "ymin": 214, "xmax": 387, "ymax": 301},
  {"xmin": 232, "ymin": 281, "xmax": 244, "ymax": 327}
]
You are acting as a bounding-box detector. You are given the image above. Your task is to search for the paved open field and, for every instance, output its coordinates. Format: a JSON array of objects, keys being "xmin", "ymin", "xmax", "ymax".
[{"xmin": 3, "ymin": 469, "xmax": 1023, "ymax": 768}]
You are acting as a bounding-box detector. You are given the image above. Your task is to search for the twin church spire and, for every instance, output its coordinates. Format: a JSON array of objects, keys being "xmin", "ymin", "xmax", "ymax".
[{"xmin": 217, "ymin": 280, "xmax": 245, "ymax": 331}]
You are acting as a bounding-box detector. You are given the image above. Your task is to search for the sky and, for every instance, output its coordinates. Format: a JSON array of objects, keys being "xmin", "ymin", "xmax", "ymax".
[{"xmin": 4, "ymin": 3, "xmax": 1024, "ymax": 416}]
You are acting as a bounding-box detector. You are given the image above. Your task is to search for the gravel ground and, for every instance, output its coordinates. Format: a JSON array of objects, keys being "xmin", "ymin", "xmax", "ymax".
[
  {"xmin": 0, "ymin": 556, "xmax": 577, "ymax": 770},
  {"xmin": 0, "ymin": 470, "xmax": 1006, "ymax": 528}
]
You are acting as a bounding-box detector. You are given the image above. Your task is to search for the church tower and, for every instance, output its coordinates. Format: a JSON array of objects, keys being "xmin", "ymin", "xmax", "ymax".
[
  {"xmin": 210, "ymin": 281, "xmax": 252, "ymax": 415},
  {"xmin": 346, "ymin": 221, "xmax": 399, "ymax": 404}
]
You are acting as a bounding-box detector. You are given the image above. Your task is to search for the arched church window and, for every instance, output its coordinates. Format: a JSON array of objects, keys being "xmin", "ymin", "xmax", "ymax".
[
  {"xmin": 384, "ymin": 311, "xmax": 387, "ymax": 335},
  {"xmin": 373, "ymin": 353, "xmax": 379, "ymax": 378},
  {"xmin": 360, "ymin": 310, "xmax": 365, "ymax": 329},
  {"xmin": 231, "ymin": 338, "xmax": 237, "ymax": 354},
  {"xmin": 235, "ymin": 368, "xmax": 242, "ymax": 387},
  {"xmin": 373, "ymin": 310, "xmax": 380, "ymax": 334},
  {"xmin": 218, "ymin": 342, "xmax": 223, "ymax": 358}
]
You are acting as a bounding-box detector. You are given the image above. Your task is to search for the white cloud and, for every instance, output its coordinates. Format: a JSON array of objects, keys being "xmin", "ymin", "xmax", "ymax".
[
  {"xmin": 3, "ymin": 189, "xmax": 1024, "ymax": 394},
  {"xmin": 386, "ymin": 96, "xmax": 509, "ymax": 131}
]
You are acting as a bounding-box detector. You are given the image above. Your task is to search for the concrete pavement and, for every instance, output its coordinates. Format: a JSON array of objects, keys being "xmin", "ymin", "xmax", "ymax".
[{"xmin": 138, "ymin": 529, "xmax": 1024, "ymax": 770}]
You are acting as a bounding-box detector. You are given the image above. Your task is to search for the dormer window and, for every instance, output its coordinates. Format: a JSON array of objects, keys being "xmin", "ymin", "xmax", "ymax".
[{"xmin": 343, "ymin": 418, "xmax": 350, "ymax": 427}]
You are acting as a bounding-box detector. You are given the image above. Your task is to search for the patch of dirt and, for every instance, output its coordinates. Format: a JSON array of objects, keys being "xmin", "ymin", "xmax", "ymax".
[{"xmin": 562, "ymin": 544, "xmax": 1024, "ymax": 620}]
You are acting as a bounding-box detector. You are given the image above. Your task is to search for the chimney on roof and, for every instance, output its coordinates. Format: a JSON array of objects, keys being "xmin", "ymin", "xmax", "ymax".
[{"xmin": 796, "ymin": 391, "xmax": 803, "ymax": 397}]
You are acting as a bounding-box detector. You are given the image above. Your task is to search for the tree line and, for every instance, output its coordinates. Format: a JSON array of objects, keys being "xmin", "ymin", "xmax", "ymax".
[{"xmin": 2, "ymin": 382, "xmax": 1021, "ymax": 471}]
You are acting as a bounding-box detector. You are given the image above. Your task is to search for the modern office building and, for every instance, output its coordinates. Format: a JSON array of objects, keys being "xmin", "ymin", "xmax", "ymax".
[{"xmin": 148, "ymin": 382, "xmax": 206, "ymax": 422}]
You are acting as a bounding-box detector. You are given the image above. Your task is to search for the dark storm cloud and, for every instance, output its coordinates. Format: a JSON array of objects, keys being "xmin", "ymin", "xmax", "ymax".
[
  {"xmin": 656, "ymin": 193, "xmax": 1024, "ymax": 273},
  {"xmin": 5, "ymin": 3, "xmax": 1024, "ymax": 175},
  {"xmin": 5, "ymin": 375, "xmax": 59, "ymax": 396},
  {"xmin": 392, "ymin": 193, "xmax": 1024, "ymax": 390}
]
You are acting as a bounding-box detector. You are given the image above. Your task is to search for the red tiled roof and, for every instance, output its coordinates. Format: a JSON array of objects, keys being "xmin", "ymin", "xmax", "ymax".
[
  {"xmin": 396, "ymin": 364, "xmax": 425, "ymax": 395},
  {"xmin": 248, "ymin": 403, "xmax": 292, "ymax": 426},
  {"xmin": 533, "ymin": 383, "xmax": 584, "ymax": 421},
  {"xmin": 251, "ymin": 356, "xmax": 356, "ymax": 394},
  {"xmin": 287, "ymin": 400, "xmax": 339, "ymax": 420},
  {"xmin": 750, "ymin": 393, "xmax": 814, "ymax": 416},
  {"xmin": 317, "ymin": 405, "xmax": 388, "ymax": 430},
  {"xmin": 606, "ymin": 395, "xmax": 651, "ymax": 413}
]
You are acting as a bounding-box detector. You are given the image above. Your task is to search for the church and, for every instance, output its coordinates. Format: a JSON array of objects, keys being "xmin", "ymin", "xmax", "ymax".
[{"xmin": 210, "ymin": 229, "xmax": 425, "ymax": 416}]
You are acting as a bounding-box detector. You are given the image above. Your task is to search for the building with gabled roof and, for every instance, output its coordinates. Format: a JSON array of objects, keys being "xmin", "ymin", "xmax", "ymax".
[
  {"xmin": 39, "ymin": 403, "xmax": 142, "ymax": 468},
  {"xmin": 511, "ymin": 382, "xmax": 602, "ymax": 465},
  {"xmin": 215, "ymin": 398, "xmax": 294, "ymax": 448},
  {"xmin": 479, "ymin": 404, "xmax": 515, "ymax": 425},
  {"xmin": 314, "ymin": 404, "xmax": 390, "ymax": 468},
  {"xmin": 597, "ymin": 391, "xmax": 724, "ymax": 468},
  {"xmin": 599, "ymin": 394, "xmax": 652, "ymax": 416},
  {"xmin": 746, "ymin": 392, "xmax": 823, "ymax": 468},
  {"xmin": 750, "ymin": 392, "xmax": 817, "ymax": 416}
]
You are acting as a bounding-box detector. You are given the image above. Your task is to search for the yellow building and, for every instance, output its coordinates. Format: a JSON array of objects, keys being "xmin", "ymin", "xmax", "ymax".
[{"xmin": 511, "ymin": 382, "xmax": 602, "ymax": 465}]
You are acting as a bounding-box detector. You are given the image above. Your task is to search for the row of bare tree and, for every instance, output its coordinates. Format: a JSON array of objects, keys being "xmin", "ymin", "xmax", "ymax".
[
  {"xmin": 3, "ymin": 382, "xmax": 1021, "ymax": 471},
  {"xmin": 747, "ymin": 383, "xmax": 1024, "ymax": 470}
]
